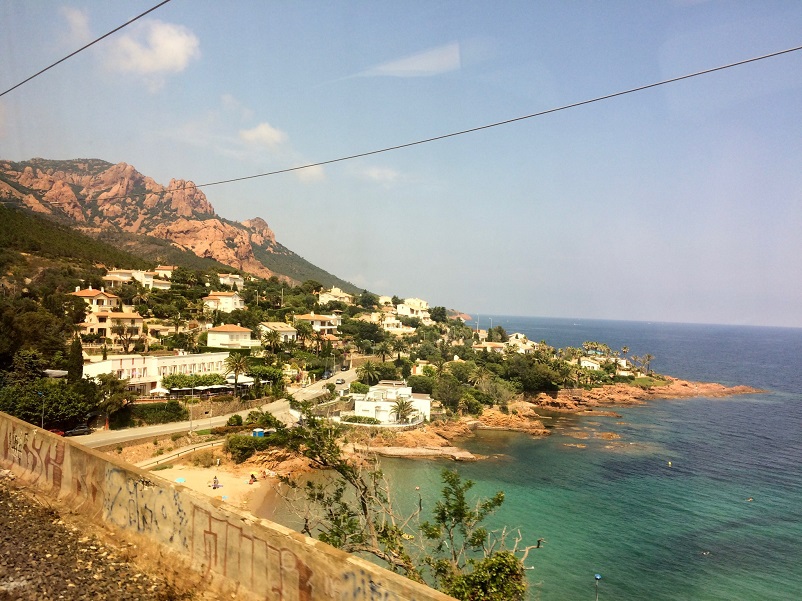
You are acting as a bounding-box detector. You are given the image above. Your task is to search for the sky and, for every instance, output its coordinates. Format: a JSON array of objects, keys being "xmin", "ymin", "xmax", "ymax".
[{"xmin": 2, "ymin": 1, "xmax": 802, "ymax": 328}]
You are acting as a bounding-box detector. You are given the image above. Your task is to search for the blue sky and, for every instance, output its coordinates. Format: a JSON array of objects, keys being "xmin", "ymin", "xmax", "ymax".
[{"xmin": 2, "ymin": 1, "xmax": 802, "ymax": 327}]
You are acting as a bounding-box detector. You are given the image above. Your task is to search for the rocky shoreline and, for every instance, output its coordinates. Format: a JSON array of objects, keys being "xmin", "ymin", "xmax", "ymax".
[
  {"xmin": 345, "ymin": 377, "xmax": 760, "ymax": 462},
  {"xmin": 116, "ymin": 378, "xmax": 762, "ymax": 495}
]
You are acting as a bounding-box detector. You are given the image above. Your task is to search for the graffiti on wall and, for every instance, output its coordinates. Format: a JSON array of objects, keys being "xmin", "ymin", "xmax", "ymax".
[
  {"xmin": 1, "ymin": 424, "xmax": 64, "ymax": 494},
  {"xmin": 192, "ymin": 505, "xmax": 314, "ymax": 600},
  {"xmin": 103, "ymin": 466, "xmax": 191, "ymax": 551},
  {"xmin": 340, "ymin": 569, "xmax": 419, "ymax": 601}
]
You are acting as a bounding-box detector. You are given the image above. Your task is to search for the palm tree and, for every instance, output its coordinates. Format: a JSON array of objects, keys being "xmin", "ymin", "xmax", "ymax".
[
  {"xmin": 225, "ymin": 352, "xmax": 249, "ymax": 396},
  {"xmin": 469, "ymin": 366, "xmax": 494, "ymax": 393},
  {"xmin": 262, "ymin": 329, "xmax": 281, "ymax": 354},
  {"xmin": 391, "ymin": 398, "xmax": 415, "ymax": 424},
  {"xmin": 295, "ymin": 320, "xmax": 313, "ymax": 350},
  {"xmin": 357, "ymin": 360, "xmax": 380, "ymax": 385},
  {"xmin": 169, "ymin": 311, "xmax": 185, "ymax": 334},
  {"xmin": 643, "ymin": 353, "xmax": 654, "ymax": 375},
  {"xmin": 375, "ymin": 341, "xmax": 392, "ymax": 362}
]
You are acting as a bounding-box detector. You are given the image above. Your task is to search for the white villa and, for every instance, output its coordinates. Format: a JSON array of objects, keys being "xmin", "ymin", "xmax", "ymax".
[
  {"xmin": 206, "ymin": 324, "xmax": 260, "ymax": 349},
  {"xmin": 294, "ymin": 312, "xmax": 342, "ymax": 335},
  {"xmin": 103, "ymin": 269, "xmax": 171, "ymax": 291},
  {"xmin": 83, "ymin": 352, "xmax": 231, "ymax": 396},
  {"xmin": 203, "ymin": 291, "xmax": 246, "ymax": 313},
  {"xmin": 506, "ymin": 332, "xmax": 538, "ymax": 354},
  {"xmin": 70, "ymin": 287, "xmax": 121, "ymax": 313},
  {"xmin": 348, "ymin": 381, "xmax": 431, "ymax": 425},
  {"xmin": 258, "ymin": 322, "xmax": 298, "ymax": 344},
  {"xmin": 218, "ymin": 273, "xmax": 245, "ymax": 289},
  {"xmin": 396, "ymin": 298, "xmax": 433, "ymax": 325},
  {"xmin": 318, "ymin": 287, "xmax": 354, "ymax": 306},
  {"xmin": 471, "ymin": 341, "xmax": 506, "ymax": 354},
  {"xmin": 154, "ymin": 265, "xmax": 178, "ymax": 279},
  {"xmin": 79, "ymin": 310, "xmax": 144, "ymax": 344},
  {"xmin": 380, "ymin": 315, "xmax": 416, "ymax": 336}
]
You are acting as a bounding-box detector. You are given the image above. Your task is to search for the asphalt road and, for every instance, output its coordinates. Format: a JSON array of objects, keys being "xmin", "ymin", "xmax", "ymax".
[{"xmin": 77, "ymin": 367, "xmax": 359, "ymax": 449}]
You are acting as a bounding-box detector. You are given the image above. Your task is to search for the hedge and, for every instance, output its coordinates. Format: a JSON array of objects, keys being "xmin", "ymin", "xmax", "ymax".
[{"xmin": 111, "ymin": 399, "xmax": 187, "ymax": 427}]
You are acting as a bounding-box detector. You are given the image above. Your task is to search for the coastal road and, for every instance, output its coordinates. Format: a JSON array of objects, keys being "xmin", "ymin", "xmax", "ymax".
[
  {"xmin": 78, "ymin": 398, "xmax": 292, "ymax": 449},
  {"xmin": 71, "ymin": 367, "xmax": 361, "ymax": 449}
]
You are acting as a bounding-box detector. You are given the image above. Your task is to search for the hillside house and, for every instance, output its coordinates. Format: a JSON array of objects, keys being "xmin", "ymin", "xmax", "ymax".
[
  {"xmin": 83, "ymin": 351, "xmax": 230, "ymax": 396},
  {"xmin": 349, "ymin": 381, "xmax": 431, "ymax": 425},
  {"xmin": 70, "ymin": 287, "xmax": 121, "ymax": 313},
  {"xmin": 206, "ymin": 324, "xmax": 260, "ymax": 349},
  {"xmin": 79, "ymin": 310, "xmax": 144, "ymax": 345},
  {"xmin": 154, "ymin": 265, "xmax": 178, "ymax": 279},
  {"xmin": 203, "ymin": 291, "xmax": 245, "ymax": 313},
  {"xmin": 294, "ymin": 312, "xmax": 342, "ymax": 335},
  {"xmin": 471, "ymin": 341, "xmax": 507, "ymax": 354},
  {"xmin": 396, "ymin": 298, "xmax": 433, "ymax": 325},
  {"xmin": 258, "ymin": 322, "xmax": 298, "ymax": 344},
  {"xmin": 318, "ymin": 287, "xmax": 354, "ymax": 306},
  {"xmin": 218, "ymin": 273, "xmax": 245, "ymax": 289}
]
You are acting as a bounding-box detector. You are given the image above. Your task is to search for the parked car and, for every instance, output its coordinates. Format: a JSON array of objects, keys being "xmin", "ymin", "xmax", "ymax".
[
  {"xmin": 47, "ymin": 429, "xmax": 65, "ymax": 437},
  {"xmin": 322, "ymin": 372, "xmax": 332, "ymax": 380},
  {"xmin": 341, "ymin": 365, "xmax": 348, "ymax": 371},
  {"xmin": 335, "ymin": 378, "xmax": 345, "ymax": 385},
  {"xmin": 64, "ymin": 425, "xmax": 92, "ymax": 437}
]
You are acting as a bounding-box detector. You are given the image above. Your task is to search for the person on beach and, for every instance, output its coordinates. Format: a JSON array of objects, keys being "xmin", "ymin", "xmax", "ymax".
[
  {"xmin": 212, "ymin": 476, "xmax": 219, "ymax": 489},
  {"xmin": 249, "ymin": 473, "xmax": 257, "ymax": 484}
]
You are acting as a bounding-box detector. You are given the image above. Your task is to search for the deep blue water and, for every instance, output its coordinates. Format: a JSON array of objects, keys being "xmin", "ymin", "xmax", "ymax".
[{"xmin": 262, "ymin": 317, "xmax": 802, "ymax": 600}]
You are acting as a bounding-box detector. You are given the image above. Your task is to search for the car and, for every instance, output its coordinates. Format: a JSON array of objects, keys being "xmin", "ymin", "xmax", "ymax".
[
  {"xmin": 47, "ymin": 429, "xmax": 65, "ymax": 437},
  {"xmin": 335, "ymin": 378, "xmax": 345, "ymax": 385},
  {"xmin": 64, "ymin": 425, "xmax": 92, "ymax": 437},
  {"xmin": 341, "ymin": 365, "xmax": 348, "ymax": 371},
  {"xmin": 322, "ymin": 372, "xmax": 332, "ymax": 380}
]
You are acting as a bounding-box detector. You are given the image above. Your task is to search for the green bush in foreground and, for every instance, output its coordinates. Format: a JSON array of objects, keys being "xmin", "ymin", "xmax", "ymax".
[
  {"xmin": 341, "ymin": 415, "xmax": 381, "ymax": 425},
  {"xmin": 224, "ymin": 434, "xmax": 276, "ymax": 463}
]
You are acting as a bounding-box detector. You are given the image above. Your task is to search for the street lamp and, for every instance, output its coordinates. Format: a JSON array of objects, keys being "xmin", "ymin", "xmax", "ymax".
[{"xmin": 595, "ymin": 574, "xmax": 602, "ymax": 601}]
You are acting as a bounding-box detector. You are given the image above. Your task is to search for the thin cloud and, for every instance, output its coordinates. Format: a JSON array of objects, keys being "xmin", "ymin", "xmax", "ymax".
[
  {"xmin": 239, "ymin": 122, "xmax": 287, "ymax": 148},
  {"xmin": 61, "ymin": 7, "xmax": 91, "ymax": 45},
  {"xmin": 361, "ymin": 166, "xmax": 400, "ymax": 184},
  {"xmin": 359, "ymin": 42, "xmax": 461, "ymax": 78},
  {"xmin": 295, "ymin": 164, "xmax": 325, "ymax": 182},
  {"xmin": 221, "ymin": 93, "xmax": 254, "ymax": 121},
  {"xmin": 106, "ymin": 19, "xmax": 200, "ymax": 90}
]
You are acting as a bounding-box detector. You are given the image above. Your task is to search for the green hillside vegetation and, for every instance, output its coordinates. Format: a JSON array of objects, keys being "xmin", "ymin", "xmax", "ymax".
[
  {"xmin": 252, "ymin": 242, "xmax": 360, "ymax": 295},
  {"xmin": 0, "ymin": 204, "xmax": 149, "ymax": 270}
]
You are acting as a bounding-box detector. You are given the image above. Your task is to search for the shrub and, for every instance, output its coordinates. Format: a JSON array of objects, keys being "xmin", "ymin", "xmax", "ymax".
[
  {"xmin": 125, "ymin": 399, "xmax": 187, "ymax": 425},
  {"xmin": 171, "ymin": 432, "xmax": 183, "ymax": 442},
  {"xmin": 210, "ymin": 425, "xmax": 252, "ymax": 436},
  {"xmin": 191, "ymin": 450, "xmax": 216, "ymax": 468},
  {"xmin": 224, "ymin": 434, "xmax": 275, "ymax": 464},
  {"xmin": 227, "ymin": 414, "xmax": 244, "ymax": 426},
  {"xmin": 349, "ymin": 381, "xmax": 369, "ymax": 394},
  {"xmin": 341, "ymin": 415, "xmax": 381, "ymax": 425}
]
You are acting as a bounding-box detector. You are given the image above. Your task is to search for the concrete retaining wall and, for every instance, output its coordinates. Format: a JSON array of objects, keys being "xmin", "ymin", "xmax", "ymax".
[{"xmin": 0, "ymin": 412, "xmax": 454, "ymax": 601}]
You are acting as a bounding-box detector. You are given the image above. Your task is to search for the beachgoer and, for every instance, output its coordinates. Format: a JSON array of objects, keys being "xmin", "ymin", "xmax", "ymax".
[
  {"xmin": 249, "ymin": 473, "xmax": 257, "ymax": 484},
  {"xmin": 212, "ymin": 476, "xmax": 219, "ymax": 489}
]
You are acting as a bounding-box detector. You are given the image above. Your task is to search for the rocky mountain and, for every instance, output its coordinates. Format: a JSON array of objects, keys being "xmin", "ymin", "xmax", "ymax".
[{"xmin": 0, "ymin": 158, "xmax": 356, "ymax": 290}]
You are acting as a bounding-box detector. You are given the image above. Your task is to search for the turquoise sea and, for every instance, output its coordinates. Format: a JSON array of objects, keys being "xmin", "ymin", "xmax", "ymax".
[{"xmin": 260, "ymin": 317, "xmax": 802, "ymax": 600}]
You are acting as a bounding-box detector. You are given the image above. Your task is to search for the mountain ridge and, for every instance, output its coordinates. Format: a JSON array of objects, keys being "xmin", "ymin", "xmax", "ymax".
[{"xmin": 0, "ymin": 158, "xmax": 358, "ymax": 292}]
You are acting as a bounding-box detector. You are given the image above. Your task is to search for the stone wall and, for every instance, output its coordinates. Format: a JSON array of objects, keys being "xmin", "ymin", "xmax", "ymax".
[{"xmin": 0, "ymin": 412, "xmax": 454, "ymax": 601}]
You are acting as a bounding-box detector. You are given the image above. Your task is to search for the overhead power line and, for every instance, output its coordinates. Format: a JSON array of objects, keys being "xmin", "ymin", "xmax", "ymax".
[
  {"xmin": 0, "ymin": 0, "xmax": 173, "ymax": 98},
  {"xmin": 182, "ymin": 43, "xmax": 802, "ymax": 193}
]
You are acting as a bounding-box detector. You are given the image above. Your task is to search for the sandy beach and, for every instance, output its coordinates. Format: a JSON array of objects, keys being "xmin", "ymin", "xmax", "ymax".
[{"xmin": 155, "ymin": 461, "xmax": 276, "ymax": 514}]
